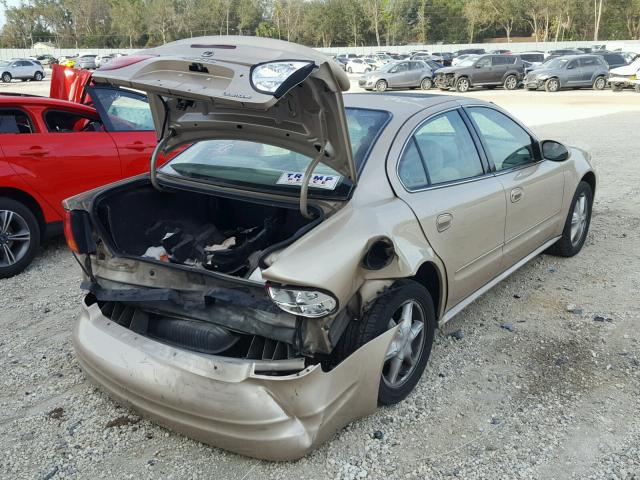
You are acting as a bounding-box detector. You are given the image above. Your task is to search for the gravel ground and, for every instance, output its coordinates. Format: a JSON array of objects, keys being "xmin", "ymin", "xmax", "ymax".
[{"xmin": 0, "ymin": 83, "xmax": 639, "ymax": 479}]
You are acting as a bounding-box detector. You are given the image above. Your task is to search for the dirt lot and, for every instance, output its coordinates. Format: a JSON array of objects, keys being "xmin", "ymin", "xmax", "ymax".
[{"xmin": 0, "ymin": 78, "xmax": 639, "ymax": 480}]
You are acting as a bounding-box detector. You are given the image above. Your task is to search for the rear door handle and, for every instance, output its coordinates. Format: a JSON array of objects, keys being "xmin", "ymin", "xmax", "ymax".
[
  {"xmin": 20, "ymin": 148, "xmax": 49, "ymax": 156},
  {"xmin": 124, "ymin": 142, "xmax": 151, "ymax": 151},
  {"xmin": 436, "ymin": 213, "xmax": 453, "ymax": 232},
  {"xmin": 510, "ymin": 187, "xmax": 524, "ymax": 203}
]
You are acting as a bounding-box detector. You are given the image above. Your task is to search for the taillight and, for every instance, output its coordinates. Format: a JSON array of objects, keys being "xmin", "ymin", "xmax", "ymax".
[
  {"xmin": 98, "ymin": 54, "xmax": 156, "ymax": 71},
  {"xmin": 63, "ymin": 210, "xmax": 79, "ymax": 254},
  {"xmin": 64, "ymin": 210, "xmax": 96, "ymax": 255}
]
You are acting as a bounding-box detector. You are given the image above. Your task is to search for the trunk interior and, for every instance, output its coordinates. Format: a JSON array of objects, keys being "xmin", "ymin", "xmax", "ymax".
[{"xmin": 92, "ymin": 181, "xmax": 320, "ymax": 279}]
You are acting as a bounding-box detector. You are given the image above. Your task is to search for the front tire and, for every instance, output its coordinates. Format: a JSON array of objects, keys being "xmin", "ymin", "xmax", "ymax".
[
  {"xmin": 375, "ymin": 79, "xmax": 388, "ymax": 92},
  {"xmin": 545, "ymin": 78, "xmax": 560, "ymax": 92},
  {"xmin": 593, "ymin": 76, "xmax": 606, "ymax": 90},
  {"xmin": 0, "ymin": 199, "xmax": 40, "ymax": 279},
  {"xmin": 547, "ymin": 181, "xmax": 593, "ymax": 257},
  {"xmin": 455, "ymin": 77, "xmax": 470, "ymax": 93},
  {"xmin": 335, "ymin": 280, "xmax": 436, "ymax": 405}
]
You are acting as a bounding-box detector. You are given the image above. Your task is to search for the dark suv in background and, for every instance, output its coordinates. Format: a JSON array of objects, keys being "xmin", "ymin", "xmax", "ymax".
[{"xmin": 434, "ymin": 54, "xmax": 524, "ymax": 92}]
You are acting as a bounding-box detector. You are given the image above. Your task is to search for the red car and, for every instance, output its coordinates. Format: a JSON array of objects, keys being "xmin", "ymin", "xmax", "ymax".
[{"xmin": 0, "ymin": 87, "xmax": 158, "ymax": 278}]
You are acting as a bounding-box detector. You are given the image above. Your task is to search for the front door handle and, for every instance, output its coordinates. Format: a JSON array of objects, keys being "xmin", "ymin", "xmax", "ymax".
[
  {"xmin": 436, "ymin": 213, "xmax": 453, "ymax": 232},
  {"xmin": 510, "ymin": 187, "xmax": 524, "ymax": 203}
]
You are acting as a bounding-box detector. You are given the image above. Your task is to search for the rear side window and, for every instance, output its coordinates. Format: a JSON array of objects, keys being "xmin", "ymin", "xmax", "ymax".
[
  {"xmin": 44, "ymin": 110, "xmax": 101, "ymax": 133},
  {"xmin": 492, "ymin": 56, "xmax": 508, "ymax": 66},
  {"xmin": 0, "ymin": 109, "xmax": 34, "ymax": 134},
  {"xmin": 467, "ymin": 107, "xmax": 537, "ymax": 171},
  {"xmin": 398, "ymin": 140, "xmax": 428, "ymax": 189}
]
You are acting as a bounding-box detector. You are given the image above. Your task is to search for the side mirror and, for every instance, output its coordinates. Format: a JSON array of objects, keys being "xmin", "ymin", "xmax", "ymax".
[{"xmin": 542, "ymin": 140, "xmax": 569, "ymax": 162}]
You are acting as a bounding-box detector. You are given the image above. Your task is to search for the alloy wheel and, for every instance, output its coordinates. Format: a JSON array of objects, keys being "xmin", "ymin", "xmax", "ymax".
[
  {"xmin": 1, "ymin": 73, "xmax": 10, "ymax": 83},
  {"xmin": 505, "ymin": 75, "xmax": 517, "ymax": 90},
  {"xmin": 34, "ymin": 72, "xmax": 43, "ymax": 81},
  {"xmin": 376, "ymin": 80, "xmax": 388, "ymax": 92},
  {"xmin": 0, "ymin": 210, "xmax": 31, "ymax": 267},
  {"xmin": 382, "ymin": 300, "xmax": 426, "ymax": 388},
  {"xmin": 456, "ymin": 78, "xmax": 469, "ymax": 92},
  {"xmin": 594, "ymin": 77, "xmax": 606, "ymax": 90},
  {"xmin": 570, "ymin": 193, "xmax": 588, "ymax": 247},
  {"xmin": 421, "ymin": 77, "xmax": 432, "ymax": 90}
]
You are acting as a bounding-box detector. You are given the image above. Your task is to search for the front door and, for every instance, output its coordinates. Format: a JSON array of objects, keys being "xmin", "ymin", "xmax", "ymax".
[
  {"xmin": 565, "ymin": 59, "xmax": 582, "ymax": 86},
  {"xmin": 464, "ymin": 106, "xmax": 565, "ymax": 268},
  {"xmin": 472, "ymin": 56, "xmax": 493, "ymax": 85},
  {"xmin": 388, "ymin": 105, "xmax": 506, "ymax": 309}
]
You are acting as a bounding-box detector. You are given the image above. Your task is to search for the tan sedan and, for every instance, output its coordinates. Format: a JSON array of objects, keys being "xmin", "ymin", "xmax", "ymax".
[{"xmin": 64, "ymin": 36, "xmax": 596, "ymax": 460}]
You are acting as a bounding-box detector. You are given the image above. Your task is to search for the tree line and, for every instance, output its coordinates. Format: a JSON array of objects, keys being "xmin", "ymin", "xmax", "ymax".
[{"xmin": 1, "ymin": 0, "xmax": 639, "ymax": 50}]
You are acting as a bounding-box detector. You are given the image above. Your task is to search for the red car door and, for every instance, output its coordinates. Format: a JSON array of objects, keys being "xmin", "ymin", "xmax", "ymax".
[
  {"xmin": 1, "ymin": 105, "xmax": 121, "ymax": 217},
  {"xmin": 86, "ymin": 86, "xmax": 158, "ymax": 177}
]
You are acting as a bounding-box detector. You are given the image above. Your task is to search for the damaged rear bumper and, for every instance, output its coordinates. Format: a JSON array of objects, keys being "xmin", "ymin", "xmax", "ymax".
[{"xmin": 74, "ymin": 300, "xmax": 396, "ymax": 461}]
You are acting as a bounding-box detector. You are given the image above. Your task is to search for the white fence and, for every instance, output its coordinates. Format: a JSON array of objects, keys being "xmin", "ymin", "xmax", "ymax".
[
  {"xmin": 2, "ymin": 39, "xmax": 640, "ymax": 61},
  {"xmin": 318, "ymin": 40, "xmax": 640, "ymax": 56}
]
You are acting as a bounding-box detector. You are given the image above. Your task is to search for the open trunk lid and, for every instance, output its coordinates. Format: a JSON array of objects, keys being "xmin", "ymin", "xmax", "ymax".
[{"xmin": 91, "ymin": 36, "xmax": 355, "ymax": 198}]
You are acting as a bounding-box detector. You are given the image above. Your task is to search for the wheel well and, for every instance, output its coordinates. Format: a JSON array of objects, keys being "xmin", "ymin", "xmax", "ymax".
[
  {"xmin": 0, "ymin": 188, "xmax": 45, "ymax": 235},
  {"xmin": 411, "ymin": 262, "xmax": 442, "ymax": 320},
  {"xmin": 581, "ymin": 171, "xmax": 596, "ymax": 195}
]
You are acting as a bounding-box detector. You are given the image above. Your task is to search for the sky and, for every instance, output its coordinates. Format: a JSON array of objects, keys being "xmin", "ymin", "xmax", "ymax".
[{"xmin": 1, "ymin": 0, "xmax": 22, "ymax": 29}]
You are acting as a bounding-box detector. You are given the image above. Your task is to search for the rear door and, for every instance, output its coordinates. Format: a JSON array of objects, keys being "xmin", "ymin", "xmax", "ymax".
[
  {"xmin": 0, "ymin": 106, "xmax": 121, "ymax": 216},
  {"xmin": 87, "ymin": 86, "xmax": 158, "ymax": 177},
  {"xmin": 579, "ymin": 56, "xmax": 600, "ymax": 82},
  {"xmin": 465, "ymin": 106, "xmax": 565, "ymax": 268},
  {"xmin": 490, "ymin": 56, "xmax": 509, "ymax": 84},
  {"xmin": 387, "ymin": 105, "xmax": 506, "ymax": 309}
]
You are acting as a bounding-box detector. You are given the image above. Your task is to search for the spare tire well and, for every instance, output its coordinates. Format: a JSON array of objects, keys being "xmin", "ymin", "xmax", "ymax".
[{"xmin": 410, "ymin": 262, "xmax": 442, "ymax": 320}]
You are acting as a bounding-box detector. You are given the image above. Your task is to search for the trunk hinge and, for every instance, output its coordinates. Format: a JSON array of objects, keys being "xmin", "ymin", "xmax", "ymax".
[{"xmin": 150, "ymin": 128, "xmax": 176, "ymax": 192}]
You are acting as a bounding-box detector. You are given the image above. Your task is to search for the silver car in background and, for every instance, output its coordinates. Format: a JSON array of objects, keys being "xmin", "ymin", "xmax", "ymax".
[
  {"xmin": 359, "ymin": 60, "xmax": 436, "ymax": 91},
  {"xmin": 76, "ymin": 54, "xmax": 98, "ymax": 70},
  {"xmin": 0, "ymin": 59, "xmax": 45, "ymax": 83},
  {"xmin": 525, "ymin": 55, "xmax": 609, "ymax": 92}
]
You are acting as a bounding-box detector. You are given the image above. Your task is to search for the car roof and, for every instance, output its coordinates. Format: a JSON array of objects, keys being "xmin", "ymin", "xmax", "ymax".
[
  {"xmin": 344, "ymin": 92, "xmax": 482, "ymax": 117},
  {"xmin": 0, "ymin": 93, "xmax": 97, "ymax": 113}
]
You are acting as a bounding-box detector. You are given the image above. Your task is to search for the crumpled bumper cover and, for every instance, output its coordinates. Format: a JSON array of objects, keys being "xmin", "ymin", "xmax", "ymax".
[{"xmin": 74, "ymin": 301, "xmax": 396, "ymax": 461}]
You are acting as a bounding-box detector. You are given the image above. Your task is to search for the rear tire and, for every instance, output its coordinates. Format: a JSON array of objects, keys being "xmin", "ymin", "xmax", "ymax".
[
  {"xmin": 347, "ymin": 67, "xmax": 353, "ymax": 73},
  {"xmin": 420, "ymin": 77, "xmax": 432, "ymax": 90},
  {"xmin": 546, "ymin": 181, "xmax": 593, "ymax": 257},
  {"xmin": 34, "ymin": 71, "xmax": 43, "ymax": 81},
  {"xmin": 504, "ymin": 74, "xmax": 518, "ymax": 90},
  {"xmin": 2, "ymin": 72, "xmax": 12, "ymax": 83},
  {"xmin": 593, "ymin": 76, "xmax": 606, "ymax": 90},
  {"xmin": 545, "ymin": 77, "xmax": 560, "ymax": 92},
  {"xmin": 334, "ymin": 280, "xmax": 436, "ymax": 405},
  {"xmin": 635, "ymin": 84, "xmax": 640, "ymax": 93},
  {"xmin": 0, "ymin": 198, "xmax": 40, "ymax": 279}
]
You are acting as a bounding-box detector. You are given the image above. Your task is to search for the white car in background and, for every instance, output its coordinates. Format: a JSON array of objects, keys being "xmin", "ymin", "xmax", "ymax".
[
  {"xmin": 608, "ymin": 58, "xmax": 640, "ymax": 92},
  {"xmin": 363, "ymin": 56, "xmax": 386, "ymax": 70},
  {"xmin": 345, "ymin": 57, "xmax": 372, "ymax": 74},
  {"xmin": 0, "ymin": 59, "xmax": 45, "ymax": 82},
  {"xmin": 452, "ymin": 54, "xmax": 479, "ymax": 66}
]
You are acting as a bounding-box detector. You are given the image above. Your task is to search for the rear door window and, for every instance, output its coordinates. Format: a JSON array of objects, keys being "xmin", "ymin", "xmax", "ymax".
[
  {"xmin": 580, "ymin": 57, "xmax": 599, "ymax": 67},
  {"xmin": 492, "ymin": 56, "xmax": 508, "ymax": 66},
  {"xmin": 399, "ymin": 110, "xmax": 484, "ymax": 188},
  {"xmin": 88, "ymin": 87, "xmax": 154, "ymax": 131},
  {"xmin": 0, "ymin": 109, "xmax": 34, "ymax": 134}
]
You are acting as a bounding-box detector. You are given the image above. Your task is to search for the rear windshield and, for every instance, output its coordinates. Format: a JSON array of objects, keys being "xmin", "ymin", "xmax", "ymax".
[{"xmin": 161, "ymin": 108, "xmax": 390, "ymax": 197}]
